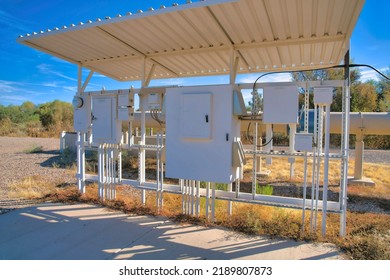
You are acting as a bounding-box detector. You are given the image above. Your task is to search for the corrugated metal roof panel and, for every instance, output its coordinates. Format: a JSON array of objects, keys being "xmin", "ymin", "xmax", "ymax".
[{"xmin": 18, "ymin": 0, "xmax": 365, "ymax": 82}]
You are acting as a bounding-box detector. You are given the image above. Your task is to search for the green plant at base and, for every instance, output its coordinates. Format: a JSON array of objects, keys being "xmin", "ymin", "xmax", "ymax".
[{"xmin": 256, "ymin": 184, "xmax": 274, "ymax": 195}]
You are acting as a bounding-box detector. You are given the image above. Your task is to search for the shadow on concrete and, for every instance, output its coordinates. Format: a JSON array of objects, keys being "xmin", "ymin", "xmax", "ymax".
[{"xmin": 0, "ymin": 203, "xmax": 341, "ymax": 260}]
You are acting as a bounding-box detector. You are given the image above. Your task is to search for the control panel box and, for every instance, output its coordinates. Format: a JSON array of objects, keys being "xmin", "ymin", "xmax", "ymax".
[
  {"xmin": 118, "ymin": 90, "xmax": 135, "ymax": 121},
  {"xmin": 263, "ymin": 84, "xmax": 298, "ymax": 124},
  {"xmin": 91, "ymin": 95, "xmax": 122, "ymax": 144},
  {"xmin": 295, "ymin": 133, "xmax": 313, "ymax": 152},
  {"xmin": 166, "ymin": 85, "xmax": 242, "ymax": 183},
  {"xmin": 314, "ymin": 87, "xmax": 334, "ymax": 105}
]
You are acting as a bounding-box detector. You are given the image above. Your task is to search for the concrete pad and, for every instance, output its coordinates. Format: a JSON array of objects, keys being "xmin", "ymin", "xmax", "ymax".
[
  {"xmin": 348, "ymin": 176, "xmax": 376, "ymax": 187},
  {"xmin": 0, "ymin": 203, "xmax": 341, "ymax": 260}
]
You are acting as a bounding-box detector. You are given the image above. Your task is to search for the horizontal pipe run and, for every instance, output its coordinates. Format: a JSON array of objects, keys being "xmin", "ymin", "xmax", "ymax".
[{"xmin": 84, "ymin": 174, "xmax": 341, "ymax": 212}]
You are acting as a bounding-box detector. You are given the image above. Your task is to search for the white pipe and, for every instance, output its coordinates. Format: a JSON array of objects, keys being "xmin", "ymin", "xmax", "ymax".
[
  {"xmin": 252, "ymin": 122, "xmax": 258, "ymax": 200},
  {"xmin": 330, "ymin": 112, "xmax": 390, "ymax": 135},
  {"xmin": 206, "ymin": 182, "xmax": 210, "ymax": 220},
  {"xmin": 211, "ymin": 182, "xmax": 216, "ymax": 222},
  {"xmin": 322, "ymin": 105, "xmax": 331, "ymax": 236},
  {"xmin": 301, "ymin": 152, "xmax": 308, "ymax": 232},
  {"xmin": 196, "ymin": 181, "xmax": 200, "ymax": 217},
  {"xmin": 180, "ymin": 179, "xmax": 185, "ymax": 214},
  {"xmin": 228, "ymin": 183, "xmax": 233, "ymax": 215},
  {"xmin": 310, "ymin": 107, "xmax": 317, "ymax": 232}
]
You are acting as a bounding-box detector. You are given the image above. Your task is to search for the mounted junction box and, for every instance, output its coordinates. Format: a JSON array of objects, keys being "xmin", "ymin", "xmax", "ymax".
[
  {"xmin": 91, "ymin": 95, "xmax": 122, "ymax": 144},
  {"xmin": 118, "ymin": 90, "xmax": 135, "ymax": 121},
  {"xmin": 295, "ymin": 133, "xmax": 313, "ymax": 152},
  {"xmin": 314, "ymin": 87, "xmax": 334, "ymax": 105},
  {"xmin": 263, "ymin": 84, "xmax": 299, "ymax": 124},
  {"xmin": 148, "ymin": 93, "xmax": 162, "ymax": 110}
]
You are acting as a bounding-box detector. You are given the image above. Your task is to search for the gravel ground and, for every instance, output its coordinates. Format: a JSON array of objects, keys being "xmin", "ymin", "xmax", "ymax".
[{"xmin": 0, "ymin": 136, "xmax": 76, "ymax": 205}]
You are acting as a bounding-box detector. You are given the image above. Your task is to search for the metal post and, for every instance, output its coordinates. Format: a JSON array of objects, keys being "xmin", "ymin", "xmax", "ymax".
[
  {"xmin": 266, "ymin": 124, "xmax": 273, "ymax": 165},
  {"xmin": 228, "ymin": 183, "xmax": 233, "ymax": 215},
  {"xmin": 252, "ymin": 122, "xmax": 258, "ymax": 199},
  {"xmin": 140, "ymin": 92, "xmax": 146, "ymax": 205},
  {"xmin": 196, "ymin": 181, "xmax": 200, "ymax": 217},
  {"xmin": 211, "ymin": 182, "xmax": 216, "ymax": 222},
  {"xmin": 340, "ymin": 50, "xmax": 351, "ymax": 236},
  {"xmin": 301, "ymin": 152, "xmax": 308, "ymax": 233},
  {"xmin": 322, "ymin": 104, "xmax": 331, "ymax": 236},
  {"xmin": 289, "ymin": 123, "xmax": 296, "ymax": 180},
  {"xmin": 206, "ymin": 182, "xmax": 210, "ymax": 220},
  {"xmin": 354, "ymin": 131, "xmax": 364, "ymax": 180}
]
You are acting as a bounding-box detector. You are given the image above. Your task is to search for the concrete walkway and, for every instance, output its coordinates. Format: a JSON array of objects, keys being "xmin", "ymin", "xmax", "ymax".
[{"xmin": 0, "ymin": 203, "xmax": 341, "ymax": 260}]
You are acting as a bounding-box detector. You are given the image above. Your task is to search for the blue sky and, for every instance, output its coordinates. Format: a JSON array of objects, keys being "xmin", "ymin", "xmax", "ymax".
[{"xmin": 0, "ymin": 0, "xmax": 389, "ymax": 106}]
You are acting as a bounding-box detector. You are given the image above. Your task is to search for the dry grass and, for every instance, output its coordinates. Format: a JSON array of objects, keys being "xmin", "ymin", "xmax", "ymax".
[
  {"xmin": 6, "ymin": 155, "xmax": 390, "ymax": 260},
  {"xmin": 8, "ymin": 175, "xmax": 57, "ymax": 199}
]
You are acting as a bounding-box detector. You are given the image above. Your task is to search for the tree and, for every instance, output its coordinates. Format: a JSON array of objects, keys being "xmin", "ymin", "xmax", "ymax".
[
  {"xmin": 375, "ymin": 67, "xmax": 390, "ymax": 112},
  {"xmin": 351, "ymin": 83, "xmax": 377, "ymax": 112}
]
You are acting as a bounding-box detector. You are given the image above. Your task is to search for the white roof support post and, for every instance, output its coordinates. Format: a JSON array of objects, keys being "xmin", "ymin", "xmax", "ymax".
[
  {"xmin": 77, "ymin": 64, "xmax": 82, "ymax": 94},
  {"xmin": 340, "ymin": 50, "xmax": 351, "ymax": 237},
  {"xmin": 81, "ymin": 70, "xmax": 95, "ymax": 93},
  {"xmin": 145, "ymin": 63, "xmax": 156, "ymax": 88},
  {"xmin": 76, "ymin": 64, "xmax": 86, "ymax": 194},
  {"xmin": 140, "ymin": 57, "xmax": 147, "ymax": 204},
  {"xmin": 229, "ymin": 48, "xmax": 239, "ymax": 85}
]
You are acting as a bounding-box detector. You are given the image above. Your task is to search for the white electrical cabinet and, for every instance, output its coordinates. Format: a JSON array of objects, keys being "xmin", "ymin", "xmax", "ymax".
[
  {"xmin": 73, "ymin": 93, "xmax": 91, "ymax": 132},
  {"xmin": 166, "ymin": 85, "xmax": 243, "ymax": 183},
  {"xmin": 91, "ymin": 95, "xmax": 122, "ymax": 144},
  {"xmin": 263, "ymin": 84, "xmax": 299, "ymax": 124},
  {"xmin": 314, "ymin": 87, "xmax": 334, "ymax": 105},
  {"xmin": 118, "ymin": 90, "xmax": 135, "ymax": 121},
  {"xmin": 295, "ymin": 133, "xmax": 313, "ymax": 152}
]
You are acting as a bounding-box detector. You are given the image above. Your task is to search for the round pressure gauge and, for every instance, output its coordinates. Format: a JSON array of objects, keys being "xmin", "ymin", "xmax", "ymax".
[{"xmin": 72, "ymin": 96, "xmax": 84, "ymax": 108}]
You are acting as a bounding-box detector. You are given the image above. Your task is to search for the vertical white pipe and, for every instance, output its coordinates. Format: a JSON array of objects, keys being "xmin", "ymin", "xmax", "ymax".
[
  {"xmin": 235, "ymin": 178, "xmax": 240, "ymax": 198},
  {"xmin": 156, "ymin": 133, "xmax": 160, "ymax": 210},
  {"xmin": 289, "ymin": 124, "xmax": 296, "ymax": 180},
  {"xmin": 180, "ymin": 179, "xmax": 185, "ymax": 214},
  {"xmin": 140, "ymin": 93, "xmax": 146, "ymax": 205},
  {"xmin": 310, "ymin": 106, "xmax": 318, "ymax": 232},
  {"xmin": 196, "ymin": 181, "xmax": 200, "ymax": 217},
  {"xmin": 266, "ymin": 124, "xmax": 273, "ymax": 165},
  {"xmin": 228, "ymin": 183, "xmax": 233, "ymax": 216},
  {"xmin": 191, "ymin": 180, "xmax": 195, "ymax": 215},
  {"xmin": 301, "ymin": 152, "xmax": 308, "ymax": 232},
  {"xmin": 252, "ymin": 122, "xmax": 258, "ymax": 199},
  {"xmin": 206, "ymin": 182, "xmax": 210, "ymax": 220},
  {"xmin": 98, "ymin": 144, "xmax": 102, "ymax": 199},
  {"xmin": 211, "ymin": 182, "xmax": 216, "ymax": 222},
  {"xmin": 314, "ymin": 106, "xmax": 324, "ymax": 230},
  {"xmin": 322, "ymin": 105, "xmax": 331, "ymax": 237}
]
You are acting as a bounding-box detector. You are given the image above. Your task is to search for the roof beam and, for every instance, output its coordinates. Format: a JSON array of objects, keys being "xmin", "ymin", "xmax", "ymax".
[
  {"xmin": 21, "ymin": 40, "xmax": 79, "ymax": 65},
  {"xmin": 83, "ymin": 34, "xmax": 345, "ymax": 66},
  {"xmin": 96, "ymin": 26, "xmax": 179, "ymax": 77},
  {"xmin": 205, "ymin": 6, "xmax": 251, "ymax": 71}
]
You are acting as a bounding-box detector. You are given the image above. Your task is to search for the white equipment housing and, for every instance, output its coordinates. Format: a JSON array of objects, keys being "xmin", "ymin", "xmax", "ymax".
[
  {"xmin": 91, "ymin": 94, "xmax": 122, "ymax": 144},
  {"xmin": 263, "ymin": 84, "xmax": 299, "ymax": 124},
  {"xmin": 166, "ymin": 85, "xmax": 243, "ymax": 183}
]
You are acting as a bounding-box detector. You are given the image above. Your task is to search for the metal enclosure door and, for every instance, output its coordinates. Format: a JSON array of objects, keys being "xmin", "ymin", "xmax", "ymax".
[{"xmin": 92, "ymin": 96, "xmax": 113, "ymax": 143}]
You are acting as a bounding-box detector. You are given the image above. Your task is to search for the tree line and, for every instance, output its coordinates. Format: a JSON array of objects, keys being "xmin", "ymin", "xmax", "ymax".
[{"xmin": 0, "ymin": 100, "xmax": 73, "ymax": 137}]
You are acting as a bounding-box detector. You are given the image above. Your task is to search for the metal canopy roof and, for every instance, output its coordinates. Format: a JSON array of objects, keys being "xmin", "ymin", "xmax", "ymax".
[{"xmin": 17, "ymin": 0, "xmax": 365, "ymax": 82}]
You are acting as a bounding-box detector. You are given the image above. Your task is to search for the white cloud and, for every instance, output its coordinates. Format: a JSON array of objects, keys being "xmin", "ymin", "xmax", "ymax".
[
  {"xmin": 238, "ymin": 73, "xmax": 292, "ymax": 84},
  {"xmin": 0, "ymin": 9, "xmax": 31, "ymax": 33},
  {"xmin": 37, "ymin": 64, "xmax": 78, "ymax": 82}
]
